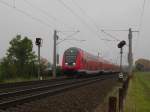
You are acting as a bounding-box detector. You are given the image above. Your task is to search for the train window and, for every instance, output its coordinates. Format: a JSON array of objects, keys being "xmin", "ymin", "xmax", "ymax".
[
  {"xmin": 64, "ymin": 48, "xmax": 79, "ymax": 66},
  {"xmin": 65, "ymin": 48, "xmax": 78, "ymax": 56}
]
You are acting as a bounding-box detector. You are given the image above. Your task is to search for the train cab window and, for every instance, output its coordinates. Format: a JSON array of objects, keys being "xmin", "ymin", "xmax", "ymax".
[{"xmin": 65, "ymin": 48, "xmax": 79, "ymax": 66}]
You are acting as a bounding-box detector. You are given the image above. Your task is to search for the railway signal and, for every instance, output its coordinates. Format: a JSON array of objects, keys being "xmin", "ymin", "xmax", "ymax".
[
  {"xmin": 35, "ymin": 38, "xmax": 43, "ymax": 80},
  {"xmin": 101, "ymin": 28, "xmax": 139, "ymax": 77},
  {"xmin": 117, "ymin": 40, "xmax": 126, "ymax": 73}
]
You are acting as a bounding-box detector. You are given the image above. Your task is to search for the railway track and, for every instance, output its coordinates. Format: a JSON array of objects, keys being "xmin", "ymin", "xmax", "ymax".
[
  {"xmin": 0, "ymin": 77, "xmax": 68, "ymax": 93},
  {"xmin": 0, "ymin": 74, "xmax": 116, "ymax": 110},
  {"xmin": 0, "ymin": 75, "xmax": 117, "ymax": 109}
]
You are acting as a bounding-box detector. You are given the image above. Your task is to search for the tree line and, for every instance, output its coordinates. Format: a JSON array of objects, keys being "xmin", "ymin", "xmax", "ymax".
[
  {"xmin": 135, "ymin": 58, "xmax": 150, "ymax": 72},
  {"xmin": 0, "ymin": 35, "xmax": 51, "ymax": 82}
]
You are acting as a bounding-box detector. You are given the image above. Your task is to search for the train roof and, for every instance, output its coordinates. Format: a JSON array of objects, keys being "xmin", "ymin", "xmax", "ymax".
[{"xmin": 65, "ymin": 47, "xmax": 81, "ymax": 51}]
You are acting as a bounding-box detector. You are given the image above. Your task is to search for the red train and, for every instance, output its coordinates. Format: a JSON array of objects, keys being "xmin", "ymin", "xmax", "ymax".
[{"xmin": 62, "ymin": 47, "xmax": 119, "ymax": 76}]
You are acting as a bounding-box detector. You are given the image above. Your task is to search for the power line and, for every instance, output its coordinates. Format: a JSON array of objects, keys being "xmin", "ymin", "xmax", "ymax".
[
  {"xmin": 71, "ymin": 0, "xmax": 129, "ymax": 44},
  {"xmin": 23, "ymin": 0, "xmax": 57, "ymax": 21},
  {"xmin": 100, "ymin": 29, "xmax": 128, "ymax": 32},
  {"xmin": 0, "ymin": 0, "xmax": 54, "ymax": 29},
  {"xmin": 23, "ymin": 0, "xmax": 74, "ymax": 29},
  {"xmin": 57, "ymin": 0, "xmax": 86, "ymax": 24},
  {"xmin": 134, "ymin": 0, "xmax": 146, "ymax": 57},
  {"xmin": 57, "ymin": 31, "xmax": 80, "ymax": 45},
  {"xmin": 13, "ymin": 0, "xmax": 15, "ymax": 8},
  {"xmin": 57, "ymin": 30, "xmax": 80, "ymax": 33},
  {"xmin": 57, "ymin": 0, "xmax": 109, "ymax": 42},
  {"xmin": 71, "ymin": 0, "xmax": 100, "ymax": 31},
  {"xmin": 101, "ymin": 30, "xmax": 120, "ymax": 41},
  {"xmin": 57, "ymin": 0, "xmax": 94, "ymax": 31},
  {"xmin": 139, "ymin": 0, "xmax": 146, "ymax": 32},
  {"xmin": 71, "ymin": 0, "xmax": 111, "ymax": 42}
]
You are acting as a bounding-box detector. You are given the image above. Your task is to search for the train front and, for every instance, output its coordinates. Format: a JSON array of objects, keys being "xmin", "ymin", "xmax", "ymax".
[{"xmin": 62, "ymin": 47, "xmax": 81, "ymax": 75}]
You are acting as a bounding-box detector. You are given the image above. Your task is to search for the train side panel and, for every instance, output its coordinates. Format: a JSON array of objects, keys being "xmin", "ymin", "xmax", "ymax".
[{"xmin": 62, "ymin": 47, "xmax": 119, "ymax": 76}]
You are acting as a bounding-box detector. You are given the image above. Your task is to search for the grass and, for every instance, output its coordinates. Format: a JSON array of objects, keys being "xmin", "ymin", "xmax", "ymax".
[
  {"xmin": 0, "ymin": 75, "xmax": 55, "ymax": 83},
  {"xmin": 94, "ymin": 80, "xmax": 122, "ymax": 112},
  {"xmin": 125, "ymin": 72, "xmax": 150, "ymax": 112},
  {"xmin": 0, "ymin": 77, "xmax": 38, "ymax": 83}
]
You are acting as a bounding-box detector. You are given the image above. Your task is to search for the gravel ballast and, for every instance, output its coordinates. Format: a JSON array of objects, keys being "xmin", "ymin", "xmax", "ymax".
[{"xmin": 6, "ymin": 78, "xmax": 120, "ymax": 112}]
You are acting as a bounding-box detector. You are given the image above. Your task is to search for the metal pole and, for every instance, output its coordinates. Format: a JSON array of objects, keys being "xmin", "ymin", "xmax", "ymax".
[
  {"xmin": 128, "ymin": 28, "xmax": 133, "ymax": 76},
  {"xmin": 108, "ymin": 96, "xmax": 117, "ymax": 112},
  {"xmin": 38, "ymin": 45, "xmax": 40, "ymax": 80},
  {"xmin": 53, "ymin": 30, "xmax": 57, "ymax": 78},
  {"xmin": 120, "ymin": 47, "xmax": 123, "ymax": 72},
  {"xmin": 119, "ymin": 88, "xmax": 124, "ymax": 112}
]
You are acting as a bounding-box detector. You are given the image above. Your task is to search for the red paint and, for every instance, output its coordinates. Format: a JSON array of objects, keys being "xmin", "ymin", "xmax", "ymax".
[{"xmin": 62, "ymin": 47, "xmax": 119, "ymax": 74}]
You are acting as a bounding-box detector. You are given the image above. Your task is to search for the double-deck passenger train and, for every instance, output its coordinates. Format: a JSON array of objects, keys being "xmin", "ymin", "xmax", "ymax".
[{"xmin": 62, "ymin": 47, "xmax": 119, "ymax": 76}]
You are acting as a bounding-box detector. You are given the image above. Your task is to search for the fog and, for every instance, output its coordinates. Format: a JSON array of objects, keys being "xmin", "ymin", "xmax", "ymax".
[{"xmin": 0, "ymin": 0, "xmax": 149, "ymax": 65}]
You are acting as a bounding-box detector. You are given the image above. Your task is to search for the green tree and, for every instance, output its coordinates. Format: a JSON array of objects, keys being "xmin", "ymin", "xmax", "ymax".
[
  {"xmin": 0, "ymin": 35, "xmax": 37, "ymax": 80},
  {"xmin": 0, "ymin": 56, "xmax": 18, "ymax": 81}
]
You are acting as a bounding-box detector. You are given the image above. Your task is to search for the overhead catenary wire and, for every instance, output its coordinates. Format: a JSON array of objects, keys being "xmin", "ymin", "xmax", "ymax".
[
  {"xmin": 100, "ymin": 29, "xmax": 129, "ymax": 32},
  {"xmin": 0, "ymin": 0, "xmax": 54, "ymax": 29},
  {"xmin": 57, "ymin": 0, "xmax": 111, "ymax": 42},
  {"xmin": 23, "ymin": 0, "xmax": 57, "ymax": 22},
  {"xmin": 56, "ymin": 0, "xmax": 95, "ymax": 33},
  {"xmin": 101, "ymin": 30, "xmax": 120, "ymax": 42},
  {"xmin": 57, "ymin": 31, "xmax": 80, "ymax": 45},
  {"xmin": 139, "ymin": 0, "xmax": 146, "ymax": 32},
  {"xmin": 71, "ymin": 0, "xmax": 111, "ymax": 42},
  {"xmin": 56, "ymin": 0, "xmax": 90, "ymax": 27},
  {"xmin": 134, "ymin": 0, "xmax": 146, "ymax": 57},
  {"xmin": 13, "ymin": 0, "xmax": 15, "ymax": 8},
  {"xmin": 64, "ymin": 0, "xmax": 120, "ymax": 60},
  {"xmin": 71, "ymin": 0, "xmax": 127, "ymax": 44},
  {"xmin": 135, "ymin": 0, "xmax": 146, "ymax": 47},
  {"xmin": 3, "ymin": 0, "xmax": 117, "ymax": 43},
  {"xmin": 136, "ymin": 0, "xmax": 146, "ymax": 42},
  {"xmin": 71, "ymin": 0, "xmax": 100, "ymax": 31},
  {"xmin": 23, "ymin": 0, "xmax": 74, "ymax": 30}
]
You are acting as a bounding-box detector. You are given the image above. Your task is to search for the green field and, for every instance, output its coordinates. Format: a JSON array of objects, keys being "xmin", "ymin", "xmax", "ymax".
[{"xmin": 125, "ymin": 72, "xmax": 150, "ymax": 112}]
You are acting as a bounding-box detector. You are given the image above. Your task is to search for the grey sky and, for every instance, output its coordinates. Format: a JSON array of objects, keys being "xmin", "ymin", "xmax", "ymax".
[{"xmin": 0, "ymin": 0, "xmax": 149, "ymax": 65}]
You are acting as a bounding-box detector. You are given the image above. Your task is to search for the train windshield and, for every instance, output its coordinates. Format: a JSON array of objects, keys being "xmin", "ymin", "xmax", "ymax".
[{"xmin": 65, "ymin": 48, "xmax": 78, "ymax": 66}]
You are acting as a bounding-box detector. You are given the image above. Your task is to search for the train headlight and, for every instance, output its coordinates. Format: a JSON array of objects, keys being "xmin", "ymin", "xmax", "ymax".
[
  {"xmin": 65, "ymin": 63, "xmax": 68, "ymax": 65},
  {"xmin": 73, "ymin": 62, "xmax": 76, "ymax": 66}
]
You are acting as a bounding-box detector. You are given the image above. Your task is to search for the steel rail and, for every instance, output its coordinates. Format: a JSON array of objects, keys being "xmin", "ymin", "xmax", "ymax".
[
  {"xmin": 0, "ymin": 77, "xmax": 69, "ymax": 92},
  {"xmin": 0, "ymin": 78, "xmax": 88, "ymax": 99},
  {"xmin": 0, "ymin": 76, "xmax": 105, "ymax": 109}
]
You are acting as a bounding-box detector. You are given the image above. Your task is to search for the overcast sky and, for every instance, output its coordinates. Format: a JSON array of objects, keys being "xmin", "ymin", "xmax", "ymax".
[{"xmin": 0, "ymin": 0, "xmax": 149, "ymax": 65}]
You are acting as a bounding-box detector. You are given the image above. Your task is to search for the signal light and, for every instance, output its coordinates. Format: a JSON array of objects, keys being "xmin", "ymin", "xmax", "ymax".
[
  {"xmin": 36, "ymin": 38, "xmax": 42, "ymax": 45},
  {"xmin": 118, "ymin": 40, "xmax": 126, "ymax": 48}
]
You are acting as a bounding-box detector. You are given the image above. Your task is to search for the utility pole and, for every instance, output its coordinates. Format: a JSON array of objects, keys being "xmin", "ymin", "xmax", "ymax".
[
  {"xmin": 35, "ymin": 38, "xmax": 42, "ymax": 80},
  {"xmin": 120, "ymin": 47, "xmax": 123, "ymax": 71},
  {"xmin": 52, "ymin": 30, "xmax": 81, "ymax": 78},
  {"xmin": 101, "ymin": 28, "xmax": 138, "ymax": 76},
  {"xmin": 128, "ymin": 28, "xmax": 133, "ymax": 76},
  {"xmin": 53, "ymin": 30, "xmax": 59, "ymax": 78},
  {"xmin": 38, "ymin": 44, "xmax": 40, "ymax": 79}
]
